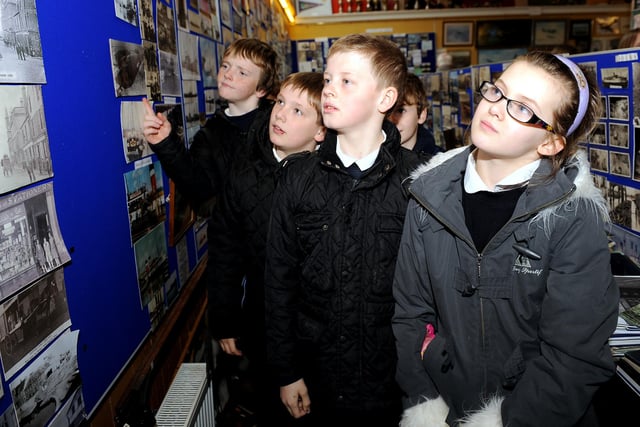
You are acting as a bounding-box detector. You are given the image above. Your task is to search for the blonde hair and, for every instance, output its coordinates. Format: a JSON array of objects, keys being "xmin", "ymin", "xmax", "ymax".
[{"xmin": 327, "ymin": 34, "xmax": 408, "ymax": 109}]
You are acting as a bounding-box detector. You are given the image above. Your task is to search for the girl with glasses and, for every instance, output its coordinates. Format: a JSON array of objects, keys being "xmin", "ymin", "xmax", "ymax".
[{"xmin": 393, "ymin": 51, "xmax": 619, "ymax": 426}]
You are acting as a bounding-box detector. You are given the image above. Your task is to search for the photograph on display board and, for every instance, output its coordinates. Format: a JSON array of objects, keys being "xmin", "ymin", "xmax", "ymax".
[
  {"xmin": 46, "ymin": 387, "xmax": 85, "ymax": 427},
  {"xmin": 633, "ymin": 62, "xmax": 640, "ymax": 124},
  {"xmin": 611, "ymin": 151, "xmax": 631, "ymax": 178},
  {"xmin": 0, "ymin": 405, "xmax": 17, "ymax": 427},
  {"xmin": 133, "ymin": 223, "xmax": 169, "ymax": 307},
  {"xmin": 9, "ymin": 329, "xmax": 81, "ymax": 427},
  {"xmin": 177, "ymin": 0, "xmax": 189, "ymax": 32},
  {"xmin": 222, "ymin": 25, "xmax": 234, "ymax": 48},
  {"xmin": 591, "ymin": 122, "xmax": 607, "ymax": 146},
  {"xmin": 139, "ymin": 0, "xmax": 156, "ymax": 41},
  {"xmin": 220, "ymin": 0, "xmax": 232, "ymax": 28},
  {"xmin": 0, "ymin": 1, "xmax": 46, "ymax": 84},
  {"xmin": 199, "ymin": 36, "xmax": 218, "ymax": 88},
  {"xmin": 602, "ymin": 66, "xmax": 629, "ymax": 90},
  {"xmin": 209, "ymin": 0, "xmax": 222, "ymax": 42},
  {"xmin": 168, "ymin": 180, "xmax": 195, "ymax": 246},
  {"xmin": 589, "ymin": 147, "xmax": 609, "ymax": 173},
  {"xmin": 188, "ymin": 9, "xmax": 202, "ymax": 34},
  {"xmin": 121, "ymin": 101, "xmax": 154, "ymax": 164},
  {"xmin": 609, "ymin": 123, "xmax": 630, "ymax": 148},
  {"xmin": 148, "ymin": 269, "xmax": 167, "ymax": 329},
  {"xmin": 0, "ymin": 183, "xmax": 71, "ymax": 302},
  {"xmin": 634, "ymin": 127, "xmax": 640, "ymax": 181},
  {"xmin": 175, "ymin": 235, "xmax": 190, "ymax": 290},
  {"xmin": 178, "ymin": 30, "xmax": 200, "ymax": 81},
  {"xmin": 201, "ymin": 12, "xmax": 219, "ymax": 41},
  {"xmin": 159, "ymin": 50, "xmax": 181, "ymax": 97},
  {"xmin": 143, "ymin": 40, "xmax": 161, "ymax": 102},
  {"xmin": 109, "ymin": 39, "xmax": 146, "ymax": 97},
  {"xmin": 204, "ymin": 88, "xmax": 218, "ymax": 115},
  {"xmin": 124, "ymin": 160, "xmax": 166, "ymax": 245},
  {"xmin": 183, "ymin": 81, "xmax": 200, "ymax": 147},
  {"xmin": 0, "ymin": 269, "xmax": 71, "ymax": 380},
  {"xmin": 609, "ymin": 95, "xmax": 630, "ymax": 121},
  {"xmin": 115, "ymin": 0, "xmax": 138, "ymax": 26},
  {"xmin": 156, "ymin": 0, "xmax": 177, "ymax": 55},
  {"xmin": 0, "ymin": 85, "xmax": 53, "ymax": 195},
  {"xmin": 608, "ymin": 181, "xmax": 640, "ymax": 231}
]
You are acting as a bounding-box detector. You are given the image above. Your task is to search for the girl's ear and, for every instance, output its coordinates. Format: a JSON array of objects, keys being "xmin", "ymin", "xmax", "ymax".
[
  {"xmin": 537, "ymin": 134, "xmax": 565, "ymax": 157},
  {"xmin": 378, "ymin": 87, "xmax": 398, "ymax": 114}
]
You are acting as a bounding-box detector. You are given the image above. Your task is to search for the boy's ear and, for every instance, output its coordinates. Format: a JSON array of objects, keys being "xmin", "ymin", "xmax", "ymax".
[
  {"xmin": 255, "ymin": 87, "xmax": 267, "ymax": 99},
  {"xmin": 418, "ymin": 107, "xmax": 428, "ymax": 125},
  {"xmin": 537, "ymin": 134, "xmax": 565, "ymax": 157},
  {"xmin": 378, "ymin": 87, "xmax": 398, "ymax": 114},
  {"xmin": 314, "ymin": 126, "xmax": 327, "ymax": 142}
]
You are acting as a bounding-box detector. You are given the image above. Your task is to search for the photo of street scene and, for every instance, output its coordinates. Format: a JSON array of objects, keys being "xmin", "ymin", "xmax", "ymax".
[
  {"xmin": 0, "ymin": 2, "xmax": 46, "ymax": 84},
  {"xmin": 124, "ymin": 160, "xmax": 166, "ymax": 244},
  {"xmin": 0, "ymin": 85, "xmax": 53, "ymax": 195},
  {"xmin": 0, "ymin": 183, "xmax": 70, "ymax": 301},
  {"xmin": 10, "ymin": 329, "xmax": 81, "ymax": 427},
  {"xmin": 0, "ymin": 269, "xmax": 71, "ymax": 379}
]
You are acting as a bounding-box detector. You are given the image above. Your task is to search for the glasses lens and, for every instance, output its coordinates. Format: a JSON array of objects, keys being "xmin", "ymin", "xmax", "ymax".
[
  {"xmin": 480, "ymin": 82, "xmax": 501, "ymax": 102},
  {"xmin": 506, "ymin": 100, "xmax": 534, "ymax": 123}
]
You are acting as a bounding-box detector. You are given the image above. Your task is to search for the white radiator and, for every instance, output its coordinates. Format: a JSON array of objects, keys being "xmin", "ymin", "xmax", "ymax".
[{"xmin": 155, "ymin": 363, "xmax": 216, "ymax": 427}]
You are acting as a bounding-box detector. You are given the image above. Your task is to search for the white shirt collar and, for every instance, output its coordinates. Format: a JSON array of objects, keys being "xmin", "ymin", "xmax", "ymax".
[
  {"xmin": 464, "ymin": 150, "xmax": 540, "ymax": 193},
  {"xmin": 336, "ymin": 131, "xmax": 386, "ymax": 171}
]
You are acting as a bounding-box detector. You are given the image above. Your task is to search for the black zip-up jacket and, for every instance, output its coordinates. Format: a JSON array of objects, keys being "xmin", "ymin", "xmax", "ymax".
[
  {"xmin": 149, "ymin": 100, "xmax": 272, "ymax": 216},
  {"xmin": 264, "ymin": 121, "xmax": 421, "ymax": 414},
  {"xmin": 207, "ymin": 114, "xmax": 290, "ymax": 360}
]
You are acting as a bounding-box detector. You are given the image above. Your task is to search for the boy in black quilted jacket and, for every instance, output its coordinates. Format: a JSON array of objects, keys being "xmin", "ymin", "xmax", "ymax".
[
  {"xmin": 208, "ymin": 72, "xmax": 326, "ymax": 426},
  {"xmin": 264, "ymin": 34, "xmax": 421, "ymax": 427},
  {"xmin": 142, "ymin": 38, "xmax": 279, "ymax": 216}
]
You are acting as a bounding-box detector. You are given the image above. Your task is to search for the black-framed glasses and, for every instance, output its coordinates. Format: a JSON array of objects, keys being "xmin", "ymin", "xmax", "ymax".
[{"xmin": 477, "ymin": 81, "xmax": 556, "ymax": 134}]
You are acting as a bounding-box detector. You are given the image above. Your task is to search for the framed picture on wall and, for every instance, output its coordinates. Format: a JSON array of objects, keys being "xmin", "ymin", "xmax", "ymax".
[
  {"xmin": 168, "ymin": 180, "xmax": 196, "ymax": 246},
  {"xmin": 534, "ymin": 20, "xmax": 566, "ymax": 46},
  {"xmin": 476, "ymin": 20, "xmax": 532, "ymax": 48},
  {"xmin": 443, "ymin": 22, "xmax": 473, "ymax": 46}
]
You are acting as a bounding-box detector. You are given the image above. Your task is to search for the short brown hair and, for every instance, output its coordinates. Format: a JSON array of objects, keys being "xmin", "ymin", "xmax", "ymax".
[
  {"xmin": 280, "ymin": 72, "xmax": 325, "ymax": 126},
  {"xmin": 327, "ymin": 34, "xmax": 407, "ymax": 109},
  {"xmin": 223, "ymin": 38, "xmax": 280, "ymax": 98},
  {"xmin": 402, "ymin": 73, "xmax": 427, "ymax": 115}
]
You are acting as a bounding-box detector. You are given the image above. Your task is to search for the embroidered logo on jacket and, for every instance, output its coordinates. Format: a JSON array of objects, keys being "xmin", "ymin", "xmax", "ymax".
[{"xmin": 512, "ymin": 255, "xmax": 543, "ymax": 276}]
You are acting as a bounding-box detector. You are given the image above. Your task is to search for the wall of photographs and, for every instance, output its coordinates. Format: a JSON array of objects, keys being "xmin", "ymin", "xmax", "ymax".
[
  {"xmin": 423, "ymin": 47, "xmax": 640, "ymax": 267},
  {"xmin": 0, "ymin": 0, "xmax": 290, "ymax": 426}
]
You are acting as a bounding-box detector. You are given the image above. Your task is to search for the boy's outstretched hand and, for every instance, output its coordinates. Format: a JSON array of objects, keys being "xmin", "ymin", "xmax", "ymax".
[{"xmin": 142, "ymin": 98, "xmax": 171, "ymax": 145}]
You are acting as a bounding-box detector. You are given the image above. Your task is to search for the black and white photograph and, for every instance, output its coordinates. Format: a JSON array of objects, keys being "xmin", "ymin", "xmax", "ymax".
[
  {"xmin": 124, "ymin": 160, "xmax": 166, "ymax": 245},
  {"xmin": 176, "ymin": 0, "xmax": 189, "ymax": 32},
  {"xmin": 179, "ymin": 30, "xmax": 200, "ymax": 81},
  {"xmin": 589, "ymin": 147, "xmax": 609, "ymax": 173},
  {"xmin": 611, "ymin": 151, "xmax": 631, "ymax": 178},
  {"xmin": 600, "ymin": 96, "xmax": 608, "ymax": 119},
  {"xmin": 220, "ymin": 0, "xmax": 232, "ymax": 29},
  {"xmin": 188, "ymin": 9, "xmax": 202, "ymax": 35},
  {"xmin": 114, "ymin": 0, "xmax": 138, "ymax": 26},
  {"xmin": 601, "ymin": 66, "xmax": 629, "ymax": 89},
  {"xmin": 183, "ymin": 80, "xmax": 200, "ymax": 147},
  {"xmin": 155, "ymin": 103, "xmax": 185, "ymax": 145},
  {"xmin": 0, "ymin": 404, "xmax": 18, "ymax": 427},
  {"xmin": 0, "ymin": 85, "xmax": 53, "ymax": 195},
  {"xmin": 142, "ymin": 40, "xmax": 161, "ymax": 102},
  {"xmin": 10, "ymin": 329, "xmax": 81, "ymax": 427},
  {"xmin": 46, "ymin": 386, "xmax": 85, "ymax": 427},
  {"xmin": 0, "ymin": 269, "xmax": 71, "ymax": 379},
  {"xmin": 608, "ymin": 181, "xmax": 636, "ymax": 230},
  {"xmin": 134, "ymin": 223, "xmax": 169, "ymax": 307},
  {"xmin": 199, "ymin": 36, "xmax": 218, "ymax": 88},
  {"xmin": 590, "ymin": 122, "xmax": 607, "ymax": 146},
  {"xmin": 138, "ymin": 0, "xmax": 156, "ymax": 42},
  {"xmin": 633, "ymin": 62, "xmax": 640, "ymax": 125},
  {"xmin": 156, "ymin": 0, "xmax": 178, "ymax": 55},
  {"xmin": 109, "ymin": 39, "xmax": 146, "ymax": 97},
  {"xmin": 159, "ymin": 50, "xmax": 181, "ymax": 96},
  {"xmin": 121, "ymin": 101, "xmax": 154, "ymax": 164},
  {"xmin": 634, "ymin": 126, "xmax": 640, "ymax": 181},
  {"xmin": 534, "ymin": 20, "xmax": 566, "ymax": 46},
  {"xmin": 0, "ymin": 1, "xmax": 46, "ymax": 84},
  {"xmin": 176, "ymin": 235, "xmax": 190, "ymax": 290},
  {"xmin": 609, "ymin": 123, "xmax": 629, "ymax": 148},
  {"xmin": 609, "ymin": 95, "xmax": 630, "ymax": 121},
  {"xmin": 205, "ymin": 88, "xmax": 218, "ymax": 115},
  {"xmin": 0, "ymin": 183, "xmax": 71, "ymax": 302}
]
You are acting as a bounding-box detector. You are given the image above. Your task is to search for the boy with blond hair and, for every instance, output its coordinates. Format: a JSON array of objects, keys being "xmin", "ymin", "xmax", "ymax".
[
  {"xmin": 208, "ymin": 72, "xmax": 326, "ymax": 425},
  {"xmin": 390, "ymin": 72, "xmax": 442, "ymax": 156},
  {"xmin": 264, "ymin": 34, "xmax": 421, "ymax": 426},
  {"xmin": 142, "ymin": 38, "xmax": 279, "ymax": 216}
]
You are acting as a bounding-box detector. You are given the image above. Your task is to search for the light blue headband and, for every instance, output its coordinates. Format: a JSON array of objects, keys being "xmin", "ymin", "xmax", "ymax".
[{"xmin": 554, "ymin": 54, "xmax": 589, "ymax": 137}]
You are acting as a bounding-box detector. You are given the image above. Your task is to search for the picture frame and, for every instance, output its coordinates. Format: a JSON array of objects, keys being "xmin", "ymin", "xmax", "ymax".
[
  {"xmin": 443, "ymin": 22, "xmax": 473, "ymax": 46},
  {"xmin": 534, "ymin": 20, "xmax": 566, "ymax": 46},
  {"xmin": 476, "ymin": 20, "xmax": 532, "ymax": 48}
]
